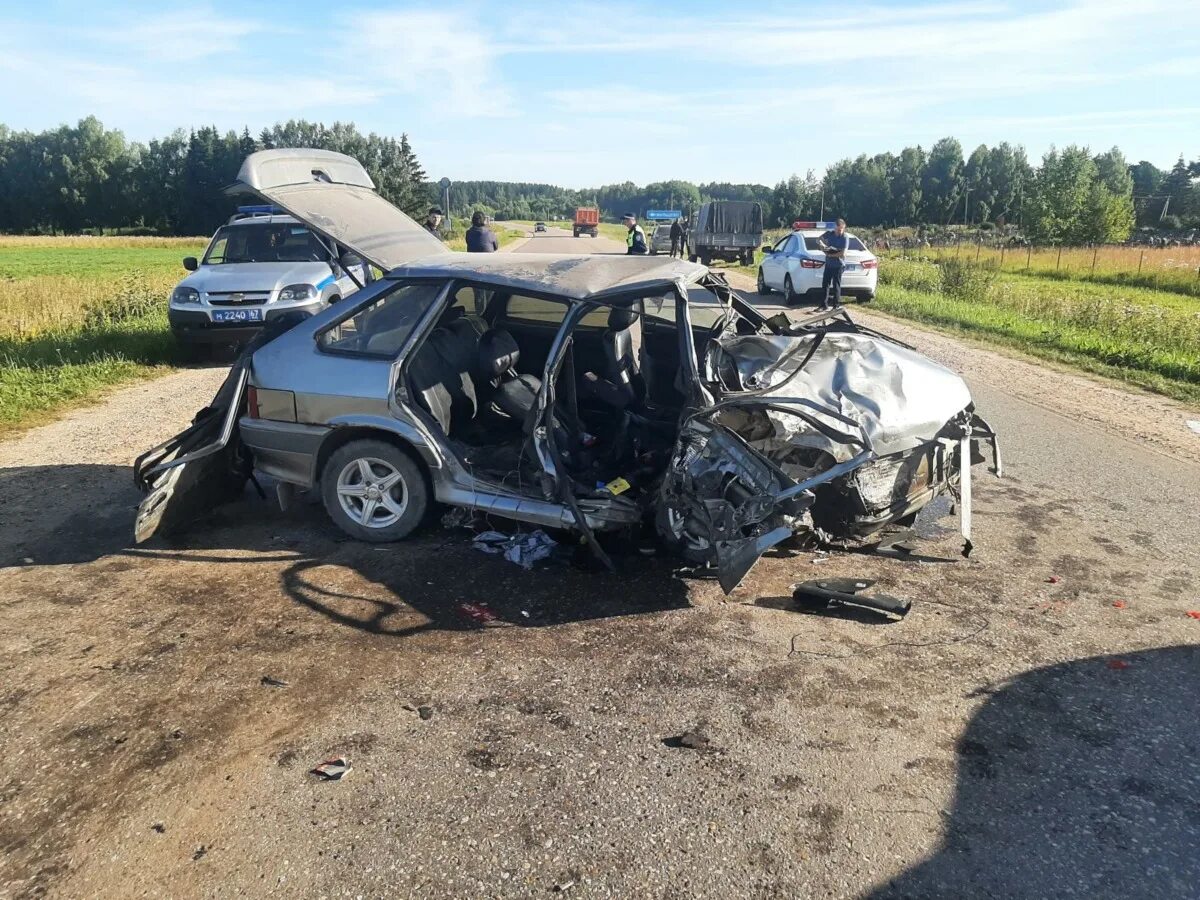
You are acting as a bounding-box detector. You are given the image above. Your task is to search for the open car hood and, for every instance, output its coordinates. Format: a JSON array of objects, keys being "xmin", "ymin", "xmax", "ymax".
[{"xmin": 232, "ymin": 148, "xmax": 450, "ymax": 271}]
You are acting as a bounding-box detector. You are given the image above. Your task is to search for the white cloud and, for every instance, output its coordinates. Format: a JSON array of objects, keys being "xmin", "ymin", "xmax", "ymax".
[
  {"xmin": 87, "ymin": 7, "xmax": 267, "ymax": 62},
  {"xmin": 335, "ymin": 9, "xmax": 515, "ymax": 118}
]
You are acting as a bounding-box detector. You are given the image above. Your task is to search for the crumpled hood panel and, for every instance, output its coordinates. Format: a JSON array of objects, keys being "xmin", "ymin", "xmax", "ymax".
[{"xmin": 718, "ymin": 332, "xmax": 973, "ymax": 460}]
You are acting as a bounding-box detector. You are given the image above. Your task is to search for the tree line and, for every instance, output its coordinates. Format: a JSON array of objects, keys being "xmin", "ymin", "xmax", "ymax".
[
  {"xmin": 0, "ymin": 116, "xmax": 428, "ymax": 236},
  {"xmin": 0, "ymin": 116, "xmax": 1196, "ymax": 243}
]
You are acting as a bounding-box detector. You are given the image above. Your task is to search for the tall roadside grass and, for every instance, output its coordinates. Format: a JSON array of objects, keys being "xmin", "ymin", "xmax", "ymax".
[
  {"xmin": 906, "ymin": 243, "xmax": 1200, "ymax": 299},
  {"xmin": 877, "ymin": 256, "xmax": 1200, "ymax": 403},
  {"xmin": 0, "ymin": 237, "xmax": 206, "ymax": 433}
]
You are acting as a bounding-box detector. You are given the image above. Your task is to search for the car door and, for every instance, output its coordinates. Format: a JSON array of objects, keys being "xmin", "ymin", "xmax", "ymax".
[
  {"xmin": 761, "ymin": 234, "xmax": 790, "ymax": 288},
  {"xmin": 779, "ymin": 234, "xmax": 802, "ymax": 284}
]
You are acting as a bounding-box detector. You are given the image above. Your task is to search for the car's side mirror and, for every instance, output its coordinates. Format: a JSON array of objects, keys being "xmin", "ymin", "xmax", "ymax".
[
  {"xmin": 183, "ymin": 256, "xmax": 198, "ymax": 271},
  {"xmin": 761, "ymin": 245, "xmax": 773, "ymax": 254},
  {"xmin": 339, "ymin": 252, "xmax": 363, "ymax": 269}
]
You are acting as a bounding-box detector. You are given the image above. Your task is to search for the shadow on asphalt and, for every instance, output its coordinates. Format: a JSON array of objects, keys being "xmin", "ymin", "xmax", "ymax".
[
  {"xmin": 869, "ymin": 644, "xmax": 1200, "ymax": 898},
  {"xmin": 0, "ymin": 465, "xmax": 691, "ymax": 633}
]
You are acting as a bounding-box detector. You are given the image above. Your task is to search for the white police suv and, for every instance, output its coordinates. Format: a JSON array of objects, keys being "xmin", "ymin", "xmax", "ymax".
[
  {"xmin": 756, "ymin": 221, "xmax": 878, "ymax": 304},
  {"xmin": 169, "ymin": 205, "xmax": 368, "ymax": 352}
]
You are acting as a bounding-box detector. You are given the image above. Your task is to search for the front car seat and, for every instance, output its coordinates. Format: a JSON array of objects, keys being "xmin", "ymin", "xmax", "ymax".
[{"xmin": 477, "ymin": 329, "xmax": 542, "ymax": 430}]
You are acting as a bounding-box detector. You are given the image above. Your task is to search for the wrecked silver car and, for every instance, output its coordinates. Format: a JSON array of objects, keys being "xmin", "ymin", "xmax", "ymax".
[{"xmin": 135, "ymin": 149, "xmax": 1000, "ymax": 592}]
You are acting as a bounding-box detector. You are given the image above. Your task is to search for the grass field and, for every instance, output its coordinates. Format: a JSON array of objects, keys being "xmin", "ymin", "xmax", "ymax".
[
  {"xmin": 874, "ymin": 256, "xmax": 1200, "ymax": 402},
  {"xmin": 918, "ymin": 243, "xmax": 1200, "ymax": 298},
  {"xmin": 1, "ymin": 236, "xmax": 207, "ymax": 432}
]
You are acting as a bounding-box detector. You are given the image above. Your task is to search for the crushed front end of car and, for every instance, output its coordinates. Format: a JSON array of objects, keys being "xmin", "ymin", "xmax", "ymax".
[{"xmin": 682, "ymin": 304, "xmax": 1001, "ymax": 565}]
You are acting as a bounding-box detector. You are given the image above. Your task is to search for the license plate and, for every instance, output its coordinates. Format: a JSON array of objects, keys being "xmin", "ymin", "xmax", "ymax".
[
  {"xmin": 844, "ymin": 263, "xmax": 860, "ymax": 271},
  {"xmin": 212, "ymin": 308, "xmax": 262, "ymax": 323}
]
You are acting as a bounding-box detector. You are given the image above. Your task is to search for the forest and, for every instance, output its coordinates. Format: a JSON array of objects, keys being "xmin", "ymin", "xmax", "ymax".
[{"xmin": 0, "ymin": 116, "xmax": 1195, "ymax": 242}]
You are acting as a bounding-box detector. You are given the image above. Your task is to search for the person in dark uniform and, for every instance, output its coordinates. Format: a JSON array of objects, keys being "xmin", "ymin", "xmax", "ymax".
[
  {"xmin": 817, "ymin": 218, "xmax": 850, "ymax": 310},
  {"xmin": 669, "ymin": 218, "xmax": 684, "ymax": 258},
  {"xmin": 424, "ymin": 207, "xmax": 444, "ymax": 237},
  {"xmin": 622, "ymin": 213, "xmax": 648, "ymax": 255},
  {"xmin": 465, "ymin": 211, "xmax": 498, "ymax": 252}
]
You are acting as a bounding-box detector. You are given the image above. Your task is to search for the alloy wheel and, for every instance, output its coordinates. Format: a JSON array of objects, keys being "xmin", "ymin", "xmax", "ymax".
[{"xmin": 336, "ymin": 457, "xmax": 408, "ymax": 528}]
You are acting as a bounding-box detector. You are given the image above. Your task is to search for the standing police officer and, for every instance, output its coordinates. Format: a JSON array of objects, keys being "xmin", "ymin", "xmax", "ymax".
[
  {"xmin": 622, "ymin": 213, "xmax": 648, "ymax": 255},
  {"xmin": 817, "ymin": 218, "xmax": 850, "ymax": 310}
]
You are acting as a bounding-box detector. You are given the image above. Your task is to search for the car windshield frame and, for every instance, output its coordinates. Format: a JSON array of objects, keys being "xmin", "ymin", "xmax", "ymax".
[{"xmin": 202, "ymin": 222, "xmax": 331, "ymax": 265}]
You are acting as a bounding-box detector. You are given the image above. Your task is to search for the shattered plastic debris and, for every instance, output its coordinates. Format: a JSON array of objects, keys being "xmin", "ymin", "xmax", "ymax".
[
  {"xmin": 1187, "ymin": 611, "xmax": 1200, "ymax": 620},
  {"xmin": 418, "ymin": 706, "xmax": 434, "ymax": 721},
  {"xmin": 1106, "ymin": 659, "xmax": 1131, "ymax": 670},
  {"xmin": 1187, "ymin": 420, "xmax": 1200, "ymax": 435},
  {"xmin": 311, "ymin": 757, "xmax": 352, "ymax": 780},
  {"xmin": 472, "ymin": 529, "xmax": 558, "ymax": 570},
  {"xmin": 1045, "ymin": 575, "xmax": 1061, "ymax": 584},
  {"xmin": 260, "ymin": 675, "xmax": 289, "ymax": 687},
  {"xmin": 1112, "ymin": 600, "xmax": 1128, "ymax": 609}
]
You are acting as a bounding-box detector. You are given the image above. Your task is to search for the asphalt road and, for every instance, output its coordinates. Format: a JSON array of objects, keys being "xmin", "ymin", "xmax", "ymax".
[{"xmin": 1, "ymin": 226, "xmax": 1198, "ymax": 898}]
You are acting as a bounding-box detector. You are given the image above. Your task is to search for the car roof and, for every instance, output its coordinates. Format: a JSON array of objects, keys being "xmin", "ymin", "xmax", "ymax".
[{"xmin": 385, "ymin": 252, "xmax": 709, "ymax": 301}]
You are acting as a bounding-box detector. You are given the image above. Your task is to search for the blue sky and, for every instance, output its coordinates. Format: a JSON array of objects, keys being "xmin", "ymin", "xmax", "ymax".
[{"xmin": 1, "ymin": 0, "xmax": 1196, "ymax": 187}]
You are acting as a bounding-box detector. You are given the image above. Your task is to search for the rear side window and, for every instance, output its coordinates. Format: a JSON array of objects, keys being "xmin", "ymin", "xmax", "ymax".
[
  {"xmin": 848, "ymin": 237, "xmax": 867, "ymax": 251},
  {"xmin": 318, "ymin": 282, "xmax": 443, "ymax": 357}
]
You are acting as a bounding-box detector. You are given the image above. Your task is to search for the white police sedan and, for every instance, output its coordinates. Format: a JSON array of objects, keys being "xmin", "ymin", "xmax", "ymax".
[{"xmin": 756, "ymin": 221, "xmax": 878, "ymax": 304}]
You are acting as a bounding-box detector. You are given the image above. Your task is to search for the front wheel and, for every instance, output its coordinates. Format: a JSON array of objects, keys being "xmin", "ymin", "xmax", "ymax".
[
  {"xmin": 756, "ymin": 268, "xmax": 771, "ymax": 295},
  {"xmin": 321, "ymin": 440, "xmax": 429, "ymax": 542}
]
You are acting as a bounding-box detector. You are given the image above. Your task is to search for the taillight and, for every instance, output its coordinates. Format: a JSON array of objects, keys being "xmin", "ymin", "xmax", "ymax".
[
  {"xmin": 246, "ymin": 385, "xmax": 260, "ymax": 418},
  {"xmin": 800, "ymin": 258, "xmax": 824, "ymax": 269},
  {"xmin": 861, "ymin": 259, "xmax": 879, "ymax": 269}
]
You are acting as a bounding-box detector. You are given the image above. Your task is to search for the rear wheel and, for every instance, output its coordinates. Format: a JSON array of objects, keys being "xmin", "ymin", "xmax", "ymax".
[
  {"xmin": 784, "ymin": 275, "xmax": 798, "ymax": 305},
  {"xmin": 321, "ymin": 440, "xmax": 428, "ymax": 542},
  {"xmin": 756, "ymin": 268, "xmax": 771, "ymax": 295}
]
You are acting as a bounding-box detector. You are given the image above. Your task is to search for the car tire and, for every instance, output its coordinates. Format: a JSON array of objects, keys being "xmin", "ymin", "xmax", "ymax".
[
  {"xmin": 784, "ymin": 275, "xmax": 797, "ymax": 305},
  {"xmin": 321, "ymin": 439, "xmax": 429, "ymax": 543},
  {"xmin": 756, "ymin": 268, "xmax": 771, "ymax": 295},
  {"xmin": 862, "ymin": 293, "xmax": 875, "ymax": 303},
  {"xmin": 655, "ymin": 504, "xmax": 712, "ymax": 566}
]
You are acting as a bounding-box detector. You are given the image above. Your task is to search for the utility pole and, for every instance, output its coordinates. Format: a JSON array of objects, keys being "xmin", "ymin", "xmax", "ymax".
[
  {"xmin": 439, "ymin": 177, "xmax": 452, "ymax": 232},
  {"xmin": 820, "ymin": 185, "xmax": 825, "ymax": 221},
  {"xmin": 963, "ymin": 189, "xmax": 970, "ymax": 227}
]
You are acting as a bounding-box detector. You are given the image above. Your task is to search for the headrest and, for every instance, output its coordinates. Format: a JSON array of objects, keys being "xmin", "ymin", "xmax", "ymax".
[
  {"xmin": 478, "ymin": 328, "xmax": 520, "ymax": 378},
  {"xmin": 608, "ymin": 306, "xmax": 639, "ymax": 332},
  {"xmin": 439, "ymin": 305, "xmax": 466, "ymax": 324}
]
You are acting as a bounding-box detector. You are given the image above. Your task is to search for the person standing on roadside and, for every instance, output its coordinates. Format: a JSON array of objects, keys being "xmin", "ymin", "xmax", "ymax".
[
  {"xmin": 623, "ymin": 213, "xmax": 648, "ymax": 255},
  {"xmin": 817, "ymin": 217, "xmax": 850, "ymax": 310},
  {"xmin": 465, "ymin": 211, "xmax": 498, "ymax": 252},
  {"xmin": 669, "ymin": 218, "xmax": 684, "ymax": 258},
  {"xmin": 424, "ymin": 207, "xmax": 444, "ymax": 237}
]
